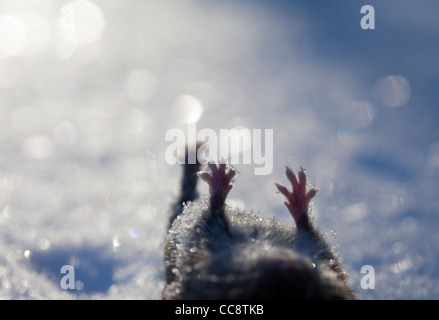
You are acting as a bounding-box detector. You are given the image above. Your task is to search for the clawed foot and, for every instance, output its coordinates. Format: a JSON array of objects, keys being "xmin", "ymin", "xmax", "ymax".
[
  {"xmin": 200, "ymin": 162, "xmax": 237, "ymax": 210},
  {"xmin": 276, "ymin": 166, "xmax": 318, "ymax": 230}
]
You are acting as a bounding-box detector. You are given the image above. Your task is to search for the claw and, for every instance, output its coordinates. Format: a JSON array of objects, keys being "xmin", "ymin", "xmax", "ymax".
[
  {"xmin": 276, "ymin": 166, "xmax": 317, "ymax": 230},
  {"xmin": 207, "ymin": 162, "xmax": 218, "ymax": 174},
  {"xmin": 298, "ymin": 167, "xmax": 307, "ymax": 195},
  {"xmin": 200, "ymin": 171, "xmax": 213, "ymax": 184},
  {"xmin": 306, "ymin": 188, "xmax": 318, "ymax": 202},
  {"xmin": 285, "ymin": 166, "xmax": 299, "ymax": 191},
  {"xmin": 275, "ymin": 183, "xmax": 290, "ymax": 198},
  {"xmin": 226, "ymin": 168, "xmax": 236, "ymax": 182}
]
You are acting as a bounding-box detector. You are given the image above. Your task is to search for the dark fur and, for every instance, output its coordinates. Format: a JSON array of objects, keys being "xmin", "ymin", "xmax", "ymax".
[{"xmin": 162, "ymin": 149, "xmax": 355, "ymax": 300}]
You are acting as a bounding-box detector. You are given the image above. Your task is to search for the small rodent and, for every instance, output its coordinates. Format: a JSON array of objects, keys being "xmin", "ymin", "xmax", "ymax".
[{"xmin": 162, "ymin": 146, "xmax": 355, "ymax": 299}]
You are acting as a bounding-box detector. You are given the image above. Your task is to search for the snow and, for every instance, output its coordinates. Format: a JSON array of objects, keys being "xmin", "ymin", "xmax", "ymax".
[{"xmin": 0, "ymin": 0, "xmax": 438, "ymax": 299}]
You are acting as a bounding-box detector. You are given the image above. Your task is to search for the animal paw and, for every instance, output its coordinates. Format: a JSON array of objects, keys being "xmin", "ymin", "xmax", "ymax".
[
  {"xmin": 200, "ymin": 162, "xmax": 236, "ymax": 210},
  {"xmin": 275, "ymin": 166, "xmax": 318, "ymax": 230}
]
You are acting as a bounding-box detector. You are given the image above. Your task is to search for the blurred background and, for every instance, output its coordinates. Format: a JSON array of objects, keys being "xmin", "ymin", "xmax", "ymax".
[{"xmin": 0, "ymin": 0, "xmax": 438, "ymax": 299}]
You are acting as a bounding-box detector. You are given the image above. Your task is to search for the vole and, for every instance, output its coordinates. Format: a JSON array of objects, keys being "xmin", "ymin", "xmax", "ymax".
[{"xmin": 162, "ymin": 146, "xmax": 355, "ymax": 299}]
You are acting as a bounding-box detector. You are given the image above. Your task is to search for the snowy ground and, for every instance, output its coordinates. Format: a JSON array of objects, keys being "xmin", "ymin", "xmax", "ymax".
[{"xmin": 0, "ymin": 0, "xmax": 438, "ymax": 299}]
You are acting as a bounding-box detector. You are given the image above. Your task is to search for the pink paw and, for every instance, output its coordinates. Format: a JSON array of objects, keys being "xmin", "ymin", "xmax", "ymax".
[
  {"xmin": 200, "ymin": 162, "xmax": 236, "ymax": 209},
  {"xmin": 275, "ymin": 166, "xmax": 318, "ymax": 229}
]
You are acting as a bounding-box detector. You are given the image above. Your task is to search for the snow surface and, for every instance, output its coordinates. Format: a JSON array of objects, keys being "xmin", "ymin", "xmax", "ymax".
[{"xmin": 0, "ymin": 0, "xmax": 438, "ymax": 299}]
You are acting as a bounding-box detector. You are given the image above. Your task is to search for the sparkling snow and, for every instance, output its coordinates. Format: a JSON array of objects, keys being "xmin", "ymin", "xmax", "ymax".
[{"xmin": 0, "ymin": 0, "xmax": 438, "ymax": 299}]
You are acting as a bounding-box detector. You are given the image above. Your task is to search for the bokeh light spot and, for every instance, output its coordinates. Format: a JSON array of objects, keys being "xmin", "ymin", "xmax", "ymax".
[
  {"xmin": 373, "ymin": 75, "xmax": 411, "ymax": 108},
  {"xmin": 0, "ymin": 15, "xmax": 27, "ymax": 57},
  {"xmin": 23, "ymin": 135, "xmax": 54, "ymax": 159},
  {"xmin": 2, "ymin": 205, "xmax": 12, "ymax": 219},
  {"xmin": 15, "ymin": 13, "xmax": 51, "ymax": 56},
  {"xmin": 346, "ymin": 100, "xmax": 375, "ymax": 129},
  {"xmin": 340, "ymin": 203, "xmax": 368, "ymax": 222},
  {"xmin": 173, "ymin": 94, "xmax": 204, "ymax": 124},
  {"xmin": 129, "ymin": 228, "xmax": 139, "ymax": 239},
  {"xmin": 337, "ymin": 127, "xmax": 361, "ymax": 148},
  {"xmin": 3, "ymin": 174, "xmax": 23, "ymax": 192},
  {"xmin": 60, "ymin": 0, "xmax": 106, "ymax": 46},
  {"xmin": 39, "ymin": 239, "xmax": 51, "ymax": 250}
]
